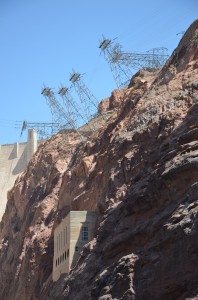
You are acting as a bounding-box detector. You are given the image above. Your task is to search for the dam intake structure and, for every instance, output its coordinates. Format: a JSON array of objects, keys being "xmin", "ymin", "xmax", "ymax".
[{"xmin": 0, "ymin": 129, "xmax": 39, "ymax": 221}]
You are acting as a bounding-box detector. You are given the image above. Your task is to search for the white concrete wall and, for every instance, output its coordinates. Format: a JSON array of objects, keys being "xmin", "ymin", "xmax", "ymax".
[
  {"xmin": 70, "ymin": 211, "xmax": 97, "ymax": 269},
  {"xmin": 53, "ymin": 214, "xmax": 70, "ymax": 282},
  {"xmin": 27, "ymin": 129, "xmax": 37, "ymax": 162},
  {"xmin": 0, "ymin": 129, "xmax": 39, "ymax": 221},
  {"xmin": 53, "ymin": 211, "xmax": 97, "ymax": 282}
]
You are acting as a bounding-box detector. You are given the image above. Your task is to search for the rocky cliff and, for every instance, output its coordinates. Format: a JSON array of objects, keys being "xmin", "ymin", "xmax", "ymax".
[{"xmin": 0, "ymin": 20, "xmax": 198, "ymax": 300}]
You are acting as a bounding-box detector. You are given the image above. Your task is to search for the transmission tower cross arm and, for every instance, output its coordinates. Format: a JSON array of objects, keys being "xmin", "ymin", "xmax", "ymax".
[
  {"xmin": 20, "ymin": 121, "xmax": 27, "ymax": 137},
  {"xmin": 69, "ymin": 72, "xmax": 81, "ymax": 83},
  {"xmin": 99, "ymin": 38, "xmax": 112, "ymax": 50}
]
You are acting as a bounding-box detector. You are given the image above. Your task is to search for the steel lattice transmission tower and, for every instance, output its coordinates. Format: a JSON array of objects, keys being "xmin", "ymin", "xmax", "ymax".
[
  {"xmin": 69, "ymin": 72, "xmax": 99, "ymax": 123},
  {"xmin": 16, "ymin": 121, "xmax": 59, "ymax": 139},
  {"xmin": 99, "ymin": 36, "xmax": 169, "ymax": 87},
  {"xmin": 41, "ymin": 87, "xmax": 71, "ymax": 129},
  {"xmin": 58, "ymin": 86, "xmax": 76, "ymax": 124},
  {"xmin": 58, "ymin": 86, "xmax": 93, "ymax": 132},
  {"xmin": 41, "ymin": 86, "xmax": 83, "ymax": 138}
]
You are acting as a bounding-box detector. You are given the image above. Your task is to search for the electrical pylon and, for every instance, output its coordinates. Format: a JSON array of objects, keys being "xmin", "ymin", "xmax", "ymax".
[
  {"xmin": 41, "ymin": 86, "xmax": 82, "ymax": 138},
  {"xmin": 69, "ymin": 72, "xmax": 99, "ymax": 123},
  {"xmin": 58, "ymin": 86, "xmax": 93, "ymax": 132},
  {"xmin": 41, "ymin": 86, "xmax": 71, "ymax": 129},
  {"xmin": 16, "ymin": 121, "xmax": 59, "ymax": 139},
  {"xmin": 99, "ymin": 36, "xmax": 169, "ymax": 87}
]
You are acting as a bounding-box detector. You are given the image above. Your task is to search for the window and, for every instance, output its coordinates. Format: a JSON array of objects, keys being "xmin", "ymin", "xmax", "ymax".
[
  {"xmin": 75, "ymin": 246, "xmax": 79, "ymax": 252},
  {"xmin": 82, "ymin": 226, "xmax": 88, "ymax": 241}
]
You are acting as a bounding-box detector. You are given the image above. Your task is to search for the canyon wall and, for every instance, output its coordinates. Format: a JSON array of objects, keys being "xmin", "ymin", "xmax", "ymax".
[{"xmin": 0, "ymin": 20, "xmax": 197, "ymax": 300}]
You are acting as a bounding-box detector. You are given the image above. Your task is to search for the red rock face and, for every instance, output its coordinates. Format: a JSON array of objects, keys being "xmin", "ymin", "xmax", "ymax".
[
  {"xmin": 98, "ymin": 97, "xmax": 110, "ymax": 113},
  {"xmin": 0, "ymin": 134, "xmax": 80, "ymax": 300},
  {"xmin": 109, "ymin": 88, "xmax": 126, "ymax": 109},
  {"xmin": 0, "ymin": 20, "xmax": 198, "ymax": 300}
]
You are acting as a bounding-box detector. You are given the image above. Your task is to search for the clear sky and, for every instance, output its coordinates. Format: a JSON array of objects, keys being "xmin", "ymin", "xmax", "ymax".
[{"xmin": 0, "ymin": 0, "xmax": 197, "ymax": 144}]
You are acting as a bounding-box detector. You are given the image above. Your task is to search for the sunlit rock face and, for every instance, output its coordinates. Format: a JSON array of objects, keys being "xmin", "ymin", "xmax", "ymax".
[{"xmin": 0, "ymin": 19, "xmax": 198, "ymax": 300}]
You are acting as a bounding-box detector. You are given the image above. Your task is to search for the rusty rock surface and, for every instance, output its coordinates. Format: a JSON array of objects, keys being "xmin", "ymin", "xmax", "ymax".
[
  {"xmin": 0, "ymin": 133, "xmax": 81, "ymax": 300},
  {"xmin": 0, "ymin": 19, "xmax": 198, "ymax": 300}
]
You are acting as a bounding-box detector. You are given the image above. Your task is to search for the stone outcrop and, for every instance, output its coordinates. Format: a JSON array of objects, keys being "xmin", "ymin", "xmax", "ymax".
[
  {"xmin": 98, "ymin": 97, "xmax": 110, "ymax": 113},
  {"xmin": 0, "ymin": 19, "xmax": 198, "ymax": 300}
]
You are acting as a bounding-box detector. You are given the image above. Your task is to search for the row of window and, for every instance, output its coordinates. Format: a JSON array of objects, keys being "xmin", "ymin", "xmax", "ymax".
[
  {"xmin": 56, "ymin": 226, "xmax": 89, "ymax": 255},
  {"xmin": 56, "ymin": 226, "xmax": 68, "ymax": 253},
  {"xmin": 55, "ymin": 249, "xmax": 69, "ymax": 267}
]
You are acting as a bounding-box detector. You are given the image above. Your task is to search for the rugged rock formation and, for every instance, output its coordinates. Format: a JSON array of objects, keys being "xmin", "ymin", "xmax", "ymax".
[
  {"xmin": 0, "ymin": 133, "xmax": 80, "ymax": 299},
  {"xmin": 0, "ymin": 19, "xmax": 198, "ymax": 300}
]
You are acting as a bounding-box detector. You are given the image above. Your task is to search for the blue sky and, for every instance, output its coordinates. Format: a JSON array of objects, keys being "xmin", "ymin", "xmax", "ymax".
[{"xmin": 0, "ymin": 0, "xmax": 197, "ymax": 144}]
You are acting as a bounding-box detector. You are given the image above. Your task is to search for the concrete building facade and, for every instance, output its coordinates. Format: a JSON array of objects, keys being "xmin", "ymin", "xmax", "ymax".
[
  {"xmin": 53, "ymin": 211, "xmax": 97, "ymax": 282},
  {"xmin": 0, "ymin": 129, "xmax": 38, "ymax": 221}
]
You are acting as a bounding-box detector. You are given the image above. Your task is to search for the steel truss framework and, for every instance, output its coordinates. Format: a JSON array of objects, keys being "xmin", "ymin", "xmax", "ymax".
[
  {"xmin": 16, "ymin": 121, "xmax": 59, "ymax": 139},
  {"xmin": 41, "ymin": 86, "xmax": 83, "ymax": 138},
  {"xmin": 58, "ymin": 86, "xmax": 93, "ymax": 132},
  {"xmin": 41, "ymin": 87, "xmax": 72, "ymax": 129},
  {"xmin": 99, "ymin": 37, "xmax": 169, "ymax": 87},
  {"xmin": 69, "ymin": 72, "xmax": 99, "ymax": 123}
]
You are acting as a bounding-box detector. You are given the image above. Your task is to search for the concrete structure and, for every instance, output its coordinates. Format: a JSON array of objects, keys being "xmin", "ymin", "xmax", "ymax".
[
  {"xmin": 53, "ymin": 211, "xmax": 97, "ymax": 282},
  {"xmin": 27, "ymin": 129, "xmax": 38, "ymax": 162},
  {"xmin": 0, "ymin": 129, "xmax": 38, "ymax": 221}
]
